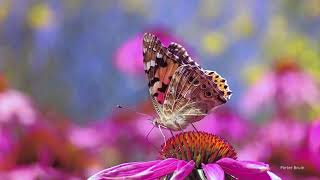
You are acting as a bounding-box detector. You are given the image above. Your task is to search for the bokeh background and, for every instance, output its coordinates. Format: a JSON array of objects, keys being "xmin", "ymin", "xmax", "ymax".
[{"xmin": 0, "ymin": 0, "xmax": 319, "ymax": 179}]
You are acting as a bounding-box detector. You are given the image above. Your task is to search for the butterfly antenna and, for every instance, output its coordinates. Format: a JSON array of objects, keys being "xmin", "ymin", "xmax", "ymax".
[
  {"xmin": 146, "ymin": 126, "xmax": 155, "ymax": 140},
  {"xmin": 115, "ymin": 105, "xmax": 153, "ymax": 120}
]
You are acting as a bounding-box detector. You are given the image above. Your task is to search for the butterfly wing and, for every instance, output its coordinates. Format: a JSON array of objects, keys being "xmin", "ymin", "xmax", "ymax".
[
  {"xmin": 162, "ymin": 64, "xmax": 232, "ymax": 127},
  {"xmin": 167, "ymin": 42, "xmax": 201, "ymax": 68},
  {"xmin": 143, "ymin": 33, "xmax": 232, "ymax": 129},
  {"xmin": 143, "ymin": 33, "xmax": 193, "ymax": 115}
]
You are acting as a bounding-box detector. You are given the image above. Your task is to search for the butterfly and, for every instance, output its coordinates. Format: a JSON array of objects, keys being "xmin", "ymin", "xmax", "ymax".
[{"xmin": 143, "ymin": 33, "xmax": 232, "ymax": 131}]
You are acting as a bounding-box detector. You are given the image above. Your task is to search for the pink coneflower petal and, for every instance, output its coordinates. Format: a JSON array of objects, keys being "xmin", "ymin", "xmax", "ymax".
[
  {"xmin": 170, "ymin": 160, "xmax": 195, "ymax": 180},
  {"xmin": 202, "ymin": 163, "xmax": 224, "ymax": 180},
  {"xmin": 216, "ymin": 158, "xmax": 270, "ymax": 176},
  {"xmin": 88, "ymin": 158, "xmax": 192, "ymax": 180}
]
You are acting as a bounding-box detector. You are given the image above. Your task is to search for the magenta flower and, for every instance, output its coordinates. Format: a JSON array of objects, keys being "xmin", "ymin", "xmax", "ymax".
[
  {"xmin": 194, "ymin": 108, "xmax": 251, "ymax": 144},
  {"xmin": 0, "ymin": 129, "xmax": 13, "ymax": 163},
  {"xmin": 0, "ymin": 89, "xmax": 37, "ymax": 125},
  {"xmin": 88, "ymin": 132, "xmax": 280, "ymax": 179},
  {"xmin": 237, "ymin": 117, "xmax": 320, "ymax": 178},
  {"xmin": 0, "ymin": 164, "xmax": 81, "ymax": 180},
  {"xmin": 309, "ymin": 120, "xmax": 320, "ymax": 156},
  {"xmin": 241, "ymin": 60, "xmax": 319, "ymax": 115},
  {"xmin": 114, "ymin": 30, "xmax": 183, "ymax": 76},
  {"xmin": 238, "ymin": 117, "xmax": 307, "ymax": 161},
  {"xmin": 308, "ymin": 120, "xmax": 320, "ymax": 171},
  {"xmin": 68, "ymin": 124, "xmax": 106, "ymax": 149}
]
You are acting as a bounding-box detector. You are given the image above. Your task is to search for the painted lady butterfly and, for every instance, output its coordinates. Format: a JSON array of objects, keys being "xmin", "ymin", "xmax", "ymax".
[{"xmin": 143, "ymin": 33, "xmax": 232, "ymax": 131}]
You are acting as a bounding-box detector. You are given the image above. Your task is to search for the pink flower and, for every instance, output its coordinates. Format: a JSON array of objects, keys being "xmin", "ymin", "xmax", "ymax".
[
  {"xmin": 68, "ymin": 124, "xmax": 105, "ymax": 149},
  {"xmin": 114, "ymin": 30, "xmax": 184, "ymax": 76},
  {"xmin": 0, "ymin": 164, "xmax": 81, "ymax": 180},
  {"xmin": 0, "ymin": 130, "xmax": 13, "ymax": 163},
  {"xmin": 242, "ymin": 60, "xmax": 319, "ymax": 115},
  {"xmin": 237, "ymin": 117, "xmax": 320, "ymax": 178},
  {"xmin": 309, "ymin": 120, "xmax": 320, "ymax": 171},
  {"xmin": 238, "ymin": 117, "xmax": 307, "ymax": 161},
  {"xmin": 0, "ymin": 74, "xmax": 36, "ymax": 127},
  {"xmin": 88, "ymin": 132, "xmax": 280, "ymax": 180},
  {"xmin": 194, "ymin": 108, "xmax": 251, "ymax": 143}
]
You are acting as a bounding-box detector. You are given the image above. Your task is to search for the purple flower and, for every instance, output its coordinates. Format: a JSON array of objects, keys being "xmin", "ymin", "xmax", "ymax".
[
  {"xmin": 114, "ymin": 30, "xmax": 183, "ymax": 76},
  {"xmin": 88, "ymin": 131, "xmax": 280, "ymax": 179}
]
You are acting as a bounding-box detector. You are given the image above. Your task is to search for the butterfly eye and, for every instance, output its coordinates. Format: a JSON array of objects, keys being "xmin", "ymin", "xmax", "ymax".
[
  {"xmin": 201, "ymin": 84, "xmax": 207, "ymax": 89},
  {"xmin": 204, "ymin": 91, "xmax": 212, "ymax": 98}
]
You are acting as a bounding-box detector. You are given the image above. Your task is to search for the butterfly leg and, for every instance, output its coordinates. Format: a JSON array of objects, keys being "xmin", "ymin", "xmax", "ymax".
[
  {"xmin": 191, "ymin": 123, "xmax": 198, "ymax": 132},
  {"xmin": 158, "ymin": 125, "xmax": 167, "ymax": 147},
  {"xmin": 174, "ymin": 121, "xmax": 184, "ymax": 132}
]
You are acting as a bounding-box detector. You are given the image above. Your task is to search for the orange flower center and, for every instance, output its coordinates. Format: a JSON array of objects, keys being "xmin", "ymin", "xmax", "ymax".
[{"xmin": 160, "ymin": 131, "xmax": 237, "ymax": 168}]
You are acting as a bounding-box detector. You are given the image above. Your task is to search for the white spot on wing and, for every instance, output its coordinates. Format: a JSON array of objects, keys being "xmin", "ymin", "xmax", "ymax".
[
  {"xmin": 150, "ymin": 60, "xmax": 156, "ymax": 67},
  {"xmin": 144, "ymin": 63, "xmax": 147, "ymax": 70},
  {"xmin": 156, "ymin": 52, "xmax": 163, "ymax": 58}
]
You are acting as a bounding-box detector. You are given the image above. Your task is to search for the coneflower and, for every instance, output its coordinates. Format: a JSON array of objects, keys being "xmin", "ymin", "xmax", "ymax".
[{"xmin": 88, "ymin": 131, "xmax": 280, "ymax": 180}]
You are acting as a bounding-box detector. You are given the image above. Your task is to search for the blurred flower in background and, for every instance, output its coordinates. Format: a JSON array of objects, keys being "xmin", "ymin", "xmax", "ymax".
[
  {"xmin": 242, "ymin": 58, "xmax": 320, "ymax": 121},
  {"xmin": 0, "ymin": 74, "xmax": 36, "ymax": 126},
  {"xmin": 114, "ymin": 29, "xmax": 184, "ymax": 76},
  {"xmin": 0, "ymin": 1, "xmax": 319, "ymax": 179}
]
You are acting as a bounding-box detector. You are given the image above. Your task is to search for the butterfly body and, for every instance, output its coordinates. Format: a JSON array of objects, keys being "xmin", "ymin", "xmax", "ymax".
[{"xmin": 143, "ymin": 33, "xmax": 231, "ymax": 131}]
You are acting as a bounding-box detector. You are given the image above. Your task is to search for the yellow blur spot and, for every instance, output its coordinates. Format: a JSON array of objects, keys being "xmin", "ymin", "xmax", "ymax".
[
  {"xmin": 231, "ymin": 13, "xmax": 254, "ymax": 38},
  {"xmin": 198, "ymin": 0, "xmax": 221, "ymax": 18},
  {"xmin": 119, "ymin": 0, "xmax": 147, "ymax": 15},
  {"xmin": 301, "ymin": 49, "xmax": 320, "ymax": 81},
  {"xmin": 202, "ymin": 32, "xmax": 226, "ymax": 55},
  {"xmin": 267, "ymin": 16, "xmax": 288, "ymax": 42},
  {"xmin": 0, "ymin": 1, "xmax": 11, "ymax": 23},
  {"xmin": 27, "ymin": 3, "xmax": 54, "ymax": 29},
  {"xmin": 304, "ymin": 0, "xmax": 320, "ymax": 17},
  {"xmin": 242, "ymin": 64, "xmax": 265, "ymax": 85},
  {"xmin": 284, "ymin": 38, "xmax": 306, "ymax": 57}
]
